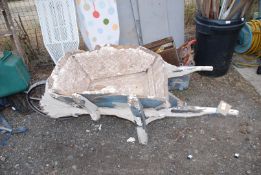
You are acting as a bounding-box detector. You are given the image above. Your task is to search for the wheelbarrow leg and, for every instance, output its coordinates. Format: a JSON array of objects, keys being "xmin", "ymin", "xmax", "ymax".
[
  {"xmin": 128, "ymin": 96, "xmax": 148, "ymax": 145},
  {"xmin": 72, "ymin": 93, "xmax": 101, "ymax": 121}
]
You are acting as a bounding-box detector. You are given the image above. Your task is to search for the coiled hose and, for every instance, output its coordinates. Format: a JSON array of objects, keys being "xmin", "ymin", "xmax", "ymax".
[
  {"xmin": 234, "ymin": 20, "xmax": 261, "ymax": 67},
  {"xmin": 245, "ymin": 20, "xmax": 261, "ymax": 56}
]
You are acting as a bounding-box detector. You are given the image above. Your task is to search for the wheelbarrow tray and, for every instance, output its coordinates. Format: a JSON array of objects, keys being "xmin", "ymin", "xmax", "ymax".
[{"xmin": 47, "ymin": 46, "xmax": 168, "ymax": 100}]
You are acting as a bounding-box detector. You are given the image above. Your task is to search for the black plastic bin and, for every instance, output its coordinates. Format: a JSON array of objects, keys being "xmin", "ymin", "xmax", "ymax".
[{"xmin": 194, "ymin": 15, "xmax": 245, "ymax": 77}]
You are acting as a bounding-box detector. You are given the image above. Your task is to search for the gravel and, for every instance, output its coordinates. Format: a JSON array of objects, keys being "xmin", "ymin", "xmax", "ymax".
[{"xmin": 1, "ymin": 67, "xmax": 261, "ymax": 175}]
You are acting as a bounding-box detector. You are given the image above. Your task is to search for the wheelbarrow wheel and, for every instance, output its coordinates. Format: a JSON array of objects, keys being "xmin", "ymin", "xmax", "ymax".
[{"xmin": 26, "ymin": 80, "xmax": 47, "ymax": 116}]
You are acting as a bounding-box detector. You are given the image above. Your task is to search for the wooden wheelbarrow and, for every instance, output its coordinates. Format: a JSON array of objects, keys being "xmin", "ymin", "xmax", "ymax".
[{"xmin": 40, "ymin": 46, "xmax": 239, "ymax": 144}]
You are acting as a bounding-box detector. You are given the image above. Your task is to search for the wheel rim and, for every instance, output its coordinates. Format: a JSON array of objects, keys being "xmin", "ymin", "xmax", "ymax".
[{"xmin": 26, "ymin": 80, "xmax": 47, "ymax": 116}]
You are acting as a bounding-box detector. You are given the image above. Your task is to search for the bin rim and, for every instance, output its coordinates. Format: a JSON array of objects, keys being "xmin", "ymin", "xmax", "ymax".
[
  {"xmin": 195, "ymin": 14, "xmax": 245, "ymax": 27},
  {"xmin": 195, "ymin": 15, "xmax": 245, "ymax": 32}
]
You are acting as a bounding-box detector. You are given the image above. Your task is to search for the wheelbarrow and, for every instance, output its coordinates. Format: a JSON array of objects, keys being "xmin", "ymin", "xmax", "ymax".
[{"xmin": 27, "ymin": 46, "xmax": 239, "ymax": 144}]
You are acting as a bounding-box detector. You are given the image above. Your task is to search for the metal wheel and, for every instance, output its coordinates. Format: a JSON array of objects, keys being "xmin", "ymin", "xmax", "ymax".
[{"xmin": 26, "ymin": 80, "xmax": 47, "ymax": 116}]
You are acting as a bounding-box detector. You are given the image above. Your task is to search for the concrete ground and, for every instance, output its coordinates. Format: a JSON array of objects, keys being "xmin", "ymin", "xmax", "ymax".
[
  {"xmin": 233, "ymin": 53, "xmax": 261, "ymax": 96},
  {"xmin": 235, "ymin": 67, "xmax": 261, "ymax": 95},
  {"xmin": 1, "ymin": 67, "xmax": 261, "ymax": 175}
]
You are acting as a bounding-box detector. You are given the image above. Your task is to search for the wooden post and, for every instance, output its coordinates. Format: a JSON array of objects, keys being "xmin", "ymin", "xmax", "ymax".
[{"xmin": 0, "ymin": 0, "xmax": 28, "ymax": 65}]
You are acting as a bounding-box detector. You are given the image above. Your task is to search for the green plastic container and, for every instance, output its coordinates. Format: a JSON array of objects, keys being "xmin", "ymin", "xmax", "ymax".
[{"xmin": 0, "ymin": 51, "xmax": 30, "ymax": 97}]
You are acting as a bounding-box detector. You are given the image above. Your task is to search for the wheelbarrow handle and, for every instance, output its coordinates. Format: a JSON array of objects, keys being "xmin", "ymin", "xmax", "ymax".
[
  {"xmin": 166, "ymin": 64, "xmax": 213, "ymax": 78},
  {"xmin": 177, "ymin": 66, "xmax": 213, "ymax": 72}
]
